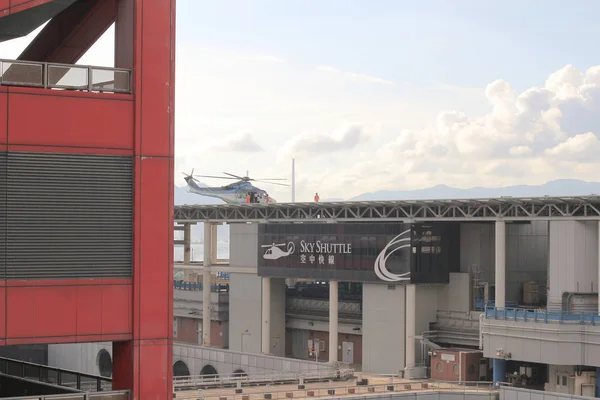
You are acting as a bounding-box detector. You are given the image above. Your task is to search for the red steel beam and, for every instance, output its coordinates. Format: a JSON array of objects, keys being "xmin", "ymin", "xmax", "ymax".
[{"xmin": 17, "ymin": 0, "xmax": 117, "ymax": 64}]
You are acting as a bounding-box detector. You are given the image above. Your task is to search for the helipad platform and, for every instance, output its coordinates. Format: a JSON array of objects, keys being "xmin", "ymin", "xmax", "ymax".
[{"xmin": 174, "ymin": 195, "xmax": 600, "ymax": 223}]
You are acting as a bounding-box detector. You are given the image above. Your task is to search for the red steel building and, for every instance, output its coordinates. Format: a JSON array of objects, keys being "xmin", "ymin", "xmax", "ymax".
[{"xmin": 0, "ymin": 0, "xmax": 175, "ymax": 398}]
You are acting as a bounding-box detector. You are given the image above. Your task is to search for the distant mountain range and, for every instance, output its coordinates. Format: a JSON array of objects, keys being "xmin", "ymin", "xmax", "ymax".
[
  {"xmin": 176, "ymin": 179, "xmax": 600, "ymax": 206},
  {"xmin": 174, "ymin": 179, "xmax": 600, "ymax": 244},
  {"xmin": 349, "ymin": 179, "xmax": 600, "ymax": 201}
]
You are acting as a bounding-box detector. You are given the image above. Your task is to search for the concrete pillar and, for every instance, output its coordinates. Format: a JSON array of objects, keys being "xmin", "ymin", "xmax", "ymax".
[
  {"xmin": 495, "ymin": 220, "xmax": 506, "ymax": 310},
  {"xmin": 202, "ymin": 222, "xmax": 212, "ymax": 346},
  {"xmin": 493, "ymin": 358, "xmax": 506, "ymax": 385},
  {"xmin": 405, "ymin": 284, "xmax": 416, "ymax": 376},
  {"xmin": 183, "ymin": 223, "xmax": 191, "ymax": 264},
  {"xmin": 211, "ymin": 223, "xmax": 218, "ymax": 264},
  {"xmin": 261, "ymin": 277, "xmax": 271, "ymax": 354},
  {"xmin": 329, "ymin": 280, "xmax": 339, "ymax": 363}
]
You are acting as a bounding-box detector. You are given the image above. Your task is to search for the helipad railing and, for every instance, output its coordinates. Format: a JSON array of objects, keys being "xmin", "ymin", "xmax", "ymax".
[
  {"xmin": 484, "ymin": 306, "xmax": 600, "ymax": 325},
  {"xmin": 0, "ymin": 59, "xmax": 131, "ymax": 94}
]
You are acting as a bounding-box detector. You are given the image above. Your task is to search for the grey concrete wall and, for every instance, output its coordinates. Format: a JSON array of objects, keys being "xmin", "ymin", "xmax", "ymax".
[
  {"xmin": 270, "ymin": 277, "xmax": 286, "ymax": 357},
  {"xmin": 500, "ymin": 386, "xmax": 595, "ymax": 400},
  {"xmin": 47, "ymin": 342, "xmax": 111, "ymax": 376},
  {"xmin": 362, "ymin": 283, "xmax": 406, "ymax": 374},
  {"xmin": 48, "ymin": 341, "xmax": 335, "ymax": 379},
  {"xmin": 548, "ymin": 221, "xmax": 598, "ymax": 310},
  {"xmin": 437, "ymin": 273, "xmax": 471, "ymax": 313},
  {"xmin": 173, "ymin": 289, "xmax": 229, "ymax": 321},
  {"xmin": 481, "ymin": 318, "xmax": 600, "ymax": 367},
  {"xmin": 174, "ymin": 343, "xmax": 336, "ymax": 377},
  {"xmin": 460, "ymin": 222, "xmax": 548, "ymax": 305},
  {"xmin": 416, "ymin": 285, "xmax": 439, "ymax": 364},
  {"xmin": 230, "ymin": 222, "xmax": 259, "ymax": 268},
  {"xmin": 229, "ymin": 272, "xmax": 262, "ymax": 354},
  {"xmin": 228, "ymin": 272, "xmax": 286, "ymax": 356}
]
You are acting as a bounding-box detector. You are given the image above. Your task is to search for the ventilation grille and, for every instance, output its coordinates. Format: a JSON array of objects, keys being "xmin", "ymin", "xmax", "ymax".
[{"xmin": 0, "ymin": 151, "xmax": 133, "ymax": 279}]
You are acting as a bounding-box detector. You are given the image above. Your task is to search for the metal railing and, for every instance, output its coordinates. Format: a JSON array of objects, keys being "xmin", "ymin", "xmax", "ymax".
[
  {"xmin": 484, "ymin": 305, "xmax": 600, "ymax": 325},
  {"xmin": 1, "ymin": 391, "xmax": 130, "ymax": 400},
  {"xmin": 174, "ymin": 379, "xmax": 498, "ymax": 400},
  {"xmin": 174, "ymin": 368, "xmax": 354, "ymax": 391},
  {"xmin": 0, "ymin": 59, "xmax": 131, "ymax": 94},
  {"xmin": 0, "ymin": 357, "xmax": 112, "ymax": 392},
  {"xmin": 286, "ymin": 297, "xmax": 362, "ymax": 320},
  {"xmin": 174, "ymin": 281, "xmax": 230, "ymax": 292}
]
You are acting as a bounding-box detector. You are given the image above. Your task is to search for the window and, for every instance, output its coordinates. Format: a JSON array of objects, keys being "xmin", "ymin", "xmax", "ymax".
[{"xmin": 173, "ymin": 317, "xmax": 178, "ymax": 338}]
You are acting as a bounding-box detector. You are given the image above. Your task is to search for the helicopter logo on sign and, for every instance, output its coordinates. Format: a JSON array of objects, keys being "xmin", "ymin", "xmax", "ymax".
[
  {"xmin": 374, "ymin": 229, "xmax": 411, "ymax": 282},
  {"xmin": 262, "ymin": 242, "xmax": 296, "ymax": 260}
]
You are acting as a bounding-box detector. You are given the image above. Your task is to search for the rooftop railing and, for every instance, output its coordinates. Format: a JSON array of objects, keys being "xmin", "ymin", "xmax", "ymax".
[
  {"xmin": 0, "ymin": 356, "xmax": 112, "ymax": 392},
  {"xmin": 174, "ymin": 281, "xmax": 230, "ymax": 292},
  {"xmin": 484, "ymin": 305, "xmax": 600, "ymax": 325},
  {"xmin": 1, "ymin": 391, "xmax": 130, "ymax": 400},
  {"xmin": 0, "ymin": 59, "xmax": 131, "ymax": 94}
]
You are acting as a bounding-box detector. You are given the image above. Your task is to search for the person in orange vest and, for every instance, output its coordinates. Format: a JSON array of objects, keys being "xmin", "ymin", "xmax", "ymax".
[
  {"xmin": 246, "ymin": 193, "xmax": 251, "ymax": 204},
  {"xmin": 314, "ymin": 192, "xmax": 320, "ymax": 202}
]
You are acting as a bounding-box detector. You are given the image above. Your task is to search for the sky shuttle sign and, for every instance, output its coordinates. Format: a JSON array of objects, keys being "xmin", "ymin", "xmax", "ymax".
[
  {"xmin": 257, "ymin": 222, "xmax": 459, "ymax": 284},
  {"xmin": 262, "ymin": 240, "xmax": 352, "ymax": 268}
]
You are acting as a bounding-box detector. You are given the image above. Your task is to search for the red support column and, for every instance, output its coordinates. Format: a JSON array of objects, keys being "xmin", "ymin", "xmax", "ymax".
[{"xmin": 112, "ymin": 0, "xmax": 176, "ymax": 398}]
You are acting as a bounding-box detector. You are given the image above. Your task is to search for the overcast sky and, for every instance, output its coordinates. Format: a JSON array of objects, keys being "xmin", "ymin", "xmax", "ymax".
[{"xmin": 2, "ymin": 0, "xmax": 600, "ymax": 202}]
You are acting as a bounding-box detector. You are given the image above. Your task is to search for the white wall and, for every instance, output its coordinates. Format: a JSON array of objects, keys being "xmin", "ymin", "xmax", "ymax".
[
  {"xmin": 437, "ymin": 273, "xmax": 471, "ymax": 313},
  {"xmin": 269, "ymin": 277, "xmax": 286, "ymax": 357},
  {"xmin": 228, "ymin": 272, "xmax": 262, "ymax": 354},
  {"xmin": 228, "ymin": 272, "xmax": 286, "ymax": 357},
  {"xmin": 548, "ymin": 221, "xmax": 599, "ymax": 310},
  {"xmin": 230, "ymin": 223, "xmax": 259, "ymax": 268},
  {"xmin": 416, "ymin": 285, "xmax": 439, "ymax": 331},
  {"xmin": 482, "ymin": 318, "xmax": 600, "ymax": 367},
  {"xmin": 362, "ymin": 283, "xmax": 406, "ymax": 374},
  {"xmin": 48, "ymin": 342, "xmax": 111, "ymax": 376},
  {"xmin": 174, "ymin": 343, "xmax": 336, "ymax": 377}
]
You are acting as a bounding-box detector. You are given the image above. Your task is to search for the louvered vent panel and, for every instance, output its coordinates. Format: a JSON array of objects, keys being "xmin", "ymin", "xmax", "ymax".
[
  {"xmin": 5, "ymin": 152, "xmax": 133, "ymax": 279},
  {"xmin": 0, "ymin": 152, "xmax": 6, "ymax": 279}
]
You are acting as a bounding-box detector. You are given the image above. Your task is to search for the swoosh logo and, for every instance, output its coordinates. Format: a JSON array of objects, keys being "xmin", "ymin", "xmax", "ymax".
[{"xmin": 374, "ymin": 229, "xmax": 411, "ymax": 282}]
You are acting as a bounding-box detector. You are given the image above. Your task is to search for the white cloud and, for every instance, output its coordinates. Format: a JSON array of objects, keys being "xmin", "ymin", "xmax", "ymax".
[
  {"xmin": 313, "ymin": 64, "xmax": 600, "ymax": 199},
  {"xmin": 280, "ymin": 123, "xmax": 368, "ymax": 159},
  {"xmin": 545, "ymin": 132, "xmax": 600, "ymax": 162},
  {"xmin": 213, "ymin": 132, "xmax": 264, "ymax": 152},
  {"xmin": 316, "ymin": 65, "xmax": 393, "ymax": 85}
]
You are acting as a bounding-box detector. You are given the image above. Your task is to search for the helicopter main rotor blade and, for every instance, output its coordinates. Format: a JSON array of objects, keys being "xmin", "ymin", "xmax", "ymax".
[
  {"xmin": 194, "ymin": 174, "xmax": 238, "ymax": 180},
  {"xmin": 223, "ymin": 172, "xmax": 246, "ymax": 180},
  {"xmin": 254, "ymin": 180, "xmax": 290, "ymax": 187}
]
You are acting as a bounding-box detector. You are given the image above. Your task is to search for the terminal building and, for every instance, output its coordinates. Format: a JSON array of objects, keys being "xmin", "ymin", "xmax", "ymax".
[{"xmin": 166, "ymin": 197, "xmax": 600, "ymax": 397}]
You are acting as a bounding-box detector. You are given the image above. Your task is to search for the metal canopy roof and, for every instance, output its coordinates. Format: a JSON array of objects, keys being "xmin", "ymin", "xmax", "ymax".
[{"xmin": 174, "ymin": 195, "xmax": 600, "ymax": 223}]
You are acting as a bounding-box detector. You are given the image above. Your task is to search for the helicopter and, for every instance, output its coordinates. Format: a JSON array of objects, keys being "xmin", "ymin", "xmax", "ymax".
[{"xmin": 182, "ymin": 170, "xmax": 289, "ymax": 205}]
